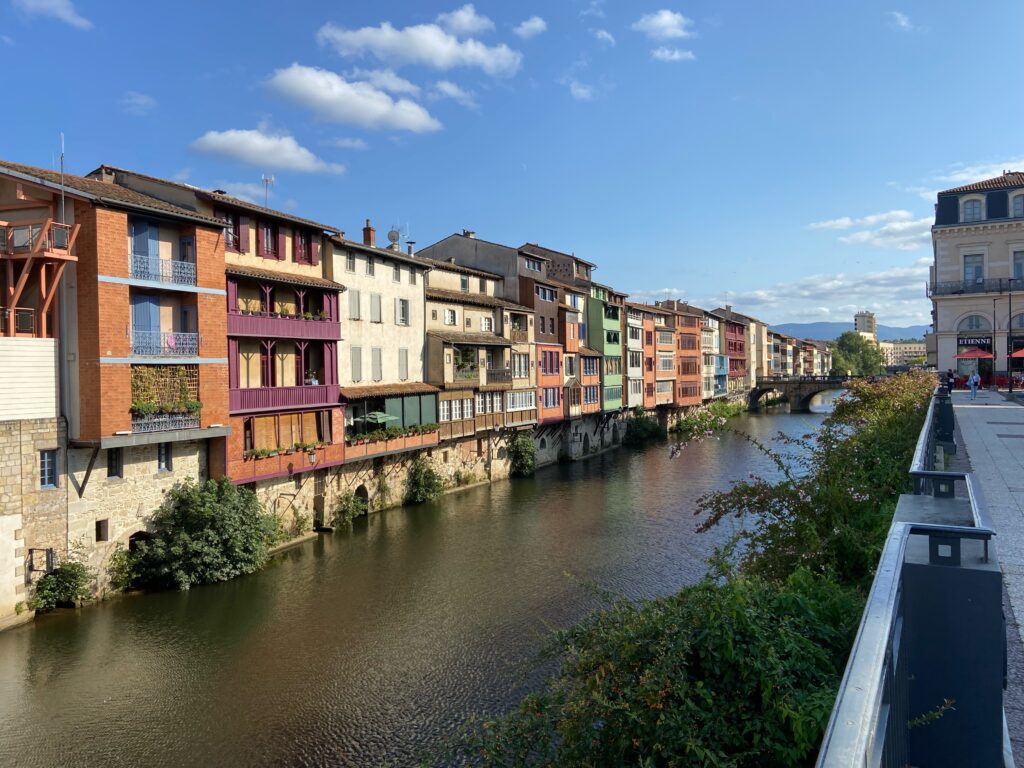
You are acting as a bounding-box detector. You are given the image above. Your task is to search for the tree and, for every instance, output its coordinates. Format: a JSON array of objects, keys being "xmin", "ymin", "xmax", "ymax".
[{"xmin": 830, "ymin": 331, "xmax": 883, "ymax": 376}]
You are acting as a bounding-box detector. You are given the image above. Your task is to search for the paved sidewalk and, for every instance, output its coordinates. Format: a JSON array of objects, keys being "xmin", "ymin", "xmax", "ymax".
[{"xmin": 950, "ymin": 388, "xmax": 1024, "ymax": 752}]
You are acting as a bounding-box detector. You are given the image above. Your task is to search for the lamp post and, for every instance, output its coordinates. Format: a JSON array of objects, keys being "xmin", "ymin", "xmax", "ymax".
[
  {"xmin": 1010, "ymin": 278, "xmax": 1016, "ymax": 394},
  {"xmin": 993, "ymin": 295, "xmax": 998, "ymax": 387}
]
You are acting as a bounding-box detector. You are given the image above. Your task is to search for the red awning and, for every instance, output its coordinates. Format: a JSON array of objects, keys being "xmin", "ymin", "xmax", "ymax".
[
  {"xmin": 1011, "ymin": 348, "xmax": 1024, "ymax": 358},
  {"xmin": 954, "ymin": 347, "xmax": 994, "ymax": 360}
]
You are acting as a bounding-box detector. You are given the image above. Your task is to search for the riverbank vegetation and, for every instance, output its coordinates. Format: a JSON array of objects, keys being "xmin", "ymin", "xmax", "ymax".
[
  {"xmin": 830, "ymin": 330, "xmax": 884, "ymax": 376},
  {"xmin": 29, "ymin": 557, "xmax": 94, "ymax": 611},
  {"xmin": 439, "ymin": 371, "xmax": 935, "ymax": 766},
  {"xmin": 108, "ymin": 479, "xmax": 279, "ymax": 592},
  {"xmin": 404, "ymin": 457, "xmax": 445, "ymax": 504},
  {"xmin": 509, "ymin": 431, "xmax": 537, "ymax": 477},
  {"xmin": 622, "ymin": 407, "xmax": 666, "ymax": 447}
]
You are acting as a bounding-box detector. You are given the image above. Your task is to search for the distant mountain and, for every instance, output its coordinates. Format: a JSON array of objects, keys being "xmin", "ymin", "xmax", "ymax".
[{"xmin": 770, "ymin": 322, "xmax": 929, "ymax": 342}]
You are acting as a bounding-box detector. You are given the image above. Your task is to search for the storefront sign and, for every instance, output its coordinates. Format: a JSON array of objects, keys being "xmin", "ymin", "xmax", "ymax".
[{"xmin": 957, "ymin": 336, "xmax": 992, "ymax": 346}]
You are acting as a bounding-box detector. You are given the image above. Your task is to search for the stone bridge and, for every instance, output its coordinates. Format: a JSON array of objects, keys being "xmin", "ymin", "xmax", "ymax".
[{"xmin": 749, "ymin": 376, "xmax": 854, "ymax": 412}]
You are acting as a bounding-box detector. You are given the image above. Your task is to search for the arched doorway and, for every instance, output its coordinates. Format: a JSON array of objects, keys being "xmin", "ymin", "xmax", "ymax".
[
  {"xmin": 354, "ymin": 484, "xmax": 370, "ymax": 515},
  {"xmin": 582, "ymin": 433, "xmax": 591, "ymax": 454}
]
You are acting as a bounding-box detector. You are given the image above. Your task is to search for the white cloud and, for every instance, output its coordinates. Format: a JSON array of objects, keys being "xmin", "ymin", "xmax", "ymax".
[
  {"xmin": 317, "ymin": 20, "xmax": 522, "ymax": 77},
  {"xmin": 191, "ymin": 128, "xmax": 346, "ymax": 175},
  {"xmin": 433, "ymin": 80, "xmax": 477, "ymax": 109},
  {"xmin": 808, "ymin": 210, "xmax": 913, "ymax": 231},
  {"xmin": 692, "ymin": 258, "xmax": 933, "ymax": 325},
  {"xmin": 592, "ymin": 28, "xmax": 615, "ymax": 46},
  {"xmin": 327, "ymin": 137, "xmax": 369, "ymax": 151},
  {"xmin": 513, "ymin": 16, "xmax": 547, "ymax": 39},
  {"xmin": 808, "ymin": 209, "xmax": 929, "ymax": 250},
  {"xmin": 437, "ymin": 4, "xmax": 494, "ymax": 36},
  {"xmin": 214, "ymin": 181, "xmax": 268, "ymax": 203},
  {"xmin": 651, "ymin": 47, "xmax": 695, "ymax": 62},
  {"xmin": 631, "ymin": 10, "xmax": 694, "ymax": 41},
  {"xmin": 12, "ymin": 0, "xmax": 91, "ymax": 29},
  {"xmin": 267, "ymin": 64, "xmax": 441, "ymax": 133},
  {"xmin": 347, "ymin": 68, "xmax": 421, "ymax": 95},
  {"xmin": 581, "ymin": 0, "xmax": 605, "ymax": 18},
  {"xmin": 119, "ymin": 91, "xmax": 157, "ymax": 117},
  {"xmin": 567, "ymin": 79, "xmax": 594, "ymax": 101},
  {"xmin": 888, "ymin": 11, "xmax": 913, "ymax": 30},
  {"xmin": 897, "ymin": 158, "xmax": 1024, "ymax": 201}
]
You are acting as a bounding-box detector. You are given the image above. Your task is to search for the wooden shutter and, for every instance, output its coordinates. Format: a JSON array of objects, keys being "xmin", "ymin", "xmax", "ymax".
[
  {"xmin": 349, "ymin": 289, "xmax": 360, "ymax": 319},
  {"xmin": 371, "ymin": 294, "xmax": 382, "ymax": 322},
  {"xmin": 371, "ymin": 347, "xmax": 382, "ymax": 381},
  {"xmin": 130, "ymin": 219, "xmax": 148, "ymax": 257},
  {"xmin": 254, "ymin": 416, "xmax": 277, "ymax": 450},
  {"xmin": 394, "ymin": 297, "xmax": 400, "ymax": 325},
  {"xmin": 311, "ymin": 236, "xmax": 320, "ymax": 266},
  {"xmin": 277, "ymin": 227, "xmax": 287, "ymax": 261},
  {"xmin": 351, "ymin": 346, "xmax": 362, "ymax": 381},
  {"xmin": 399, "ymin": 348, "xmax": 408, "ymax": 381},
  {"xmin": 239, "ymin": 216, "xmax": 249, "ymax": 253},
  {"xmin": 301, "ymin": 412, "xmax": 317, "ymax": 443}
]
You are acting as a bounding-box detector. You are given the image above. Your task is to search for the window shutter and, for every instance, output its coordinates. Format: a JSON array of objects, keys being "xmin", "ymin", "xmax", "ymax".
[
  {"xmin": 239, "ymin": 216, "xmax": 249, "ymax": 253},
  {"xmin": 986, "ymin": 191, "xmax": 1008, "ymax": 220},
  {"xmin": 349, "ymin": 289, "xmax": 360, "ymax": 319},
  {"xmin": 256, "ymin": 222, "xmax": 265, "ymax": 255},
  {"xmin": 311, "ymin": 237, "xmax": 320, "ymax": 266},
  {"xmin": 277, "ymin": 228, "xmax": 287, "ymax": 261},
  {"xmin": 371, "ymin": 293, "xmax": 382, "ymax": 322},
  {"xmin": 371, "ymin": 347, "xmax": 382, "ymax": 381},
  {"xmin": 351, "ymin": 347, "xmax": 362, "ymax": 381},
  {"xmin": 395, "ymin": 297, "xmax": 400, "ymax": 325},
  {"xmin": 399, "ymin": 348, "xmax": 409, "ymax": 381},
  {"xmin": 130, "ymin": 219, "xmax": 148, "ymax": 257}
]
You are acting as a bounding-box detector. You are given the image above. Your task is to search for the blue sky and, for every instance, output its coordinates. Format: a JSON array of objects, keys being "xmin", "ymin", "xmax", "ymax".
[{"xmin": 3, "ymin": 0, "xmax": 1022, "ymax": 326}]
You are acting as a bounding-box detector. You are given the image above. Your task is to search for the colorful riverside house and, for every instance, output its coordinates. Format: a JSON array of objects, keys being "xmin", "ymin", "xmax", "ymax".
[
  {"xmin": 557, "ymin": 281, "xmax": 585, "ymax": 420},
  {"xmin": 649, "ymin": 304, "xmax": 677, "ymax": 408},
  {"xmin": 700, "ymin": 313, "xmax": 718, "ymax": 401},
  {"xmin": 420, "ymin": 256, "xmax": 532, "ymax": 478},
  {"xmin": 641, "ymin": 310, "xmax": 657, "ymax": 409},
  {"xmin": 712, "ymin": 307, "xmax": 750, "ymax": 393},
  {"xmin": 327, "ymin": 222, "xmax": 438, "ymax": 473},
  {"xmin": 656, "ymin": 300, "xmax": 703, "ymax": 410},
  {"xmin": 0, "ymin": 161, "xmax": 232, "ymax": 598},
  {"xmin": 624, "ymin": 304, "xmax": 646, "ymax": 409},
  {"xmin": 588, "ymin": 282, "xmax": 625, "ymax": 413}
]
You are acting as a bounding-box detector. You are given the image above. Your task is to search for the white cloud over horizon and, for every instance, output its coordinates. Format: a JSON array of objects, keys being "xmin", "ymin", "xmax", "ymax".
[
  {"xmin": 191, "ymin": 128, "xmax": 346, "ymax": 175},
  {"xmin": 809, "ymin": 209, "xmax": 931, "ymax": 251},
  {"xmin": 317, "ymin": 18, "xmax": 522, "ymax": 77},
  {"xmin": 631, "ymin": 10, "xmax": 694, "ymax": 41},
  {"xmin": 437, "ymin": 4, "xmax": 494, "ymax": 36},
  {"xmin": 513, "ymin": 16, "xmax": 547, "ymax": 39},
  {"xmin": 12, "ymin": 0, "xmax": 91, "ymax": 29},
  {"xmin": 267, "ymin": 64, "xmax": 442, "ymax": 133}
]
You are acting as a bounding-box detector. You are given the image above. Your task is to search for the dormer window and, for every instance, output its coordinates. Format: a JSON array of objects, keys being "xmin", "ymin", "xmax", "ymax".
[
  {"xmin": 962, "ymin": 198, "xmax": 982, "ymax": 223},
  {"xmin": 524, "ymin": 257, "xmax": 542, "ymax": 272},
  {"xmin": 460, "ymin": 274, "xmax": 469, "ymax": 292},
  {"xmin": 1014, "ymin": 195, "xmax": 1024, "ymax": 218}
]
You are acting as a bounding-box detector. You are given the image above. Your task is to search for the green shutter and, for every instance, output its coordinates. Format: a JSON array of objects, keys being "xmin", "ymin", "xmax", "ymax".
[
  {"xmin": 420, "ymin": 394, "xmax": 437, "ymax": 424},
  {"xmin": 384, "ymin": 396, "xmax": 403, "ymax": 426},
  {"xmin": 403, "ymin": 394, "xmax": 421, "ymax": 426}
]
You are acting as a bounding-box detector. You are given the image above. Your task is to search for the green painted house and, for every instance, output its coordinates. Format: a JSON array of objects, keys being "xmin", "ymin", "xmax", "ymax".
[{"xmin": 587, "ymin": 283, "xmax": 625, "ymax": 411}]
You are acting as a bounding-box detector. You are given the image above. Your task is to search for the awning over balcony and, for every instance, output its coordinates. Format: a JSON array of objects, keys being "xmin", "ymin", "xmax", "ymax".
[
  {"xmin": 427, "ymin": 330, "xmax": 511, "ymax": 346},
  {"xmin": 339, "ymin": 382, "xmax": 439, "ymax": 400},
  {"xmin": 227, "ymin": 264, "xmax": 345, "ymax": 291}
]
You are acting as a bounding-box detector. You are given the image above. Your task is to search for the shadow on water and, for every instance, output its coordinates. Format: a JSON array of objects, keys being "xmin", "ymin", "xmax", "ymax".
[{"xmin": 0, "ymin": 411, "xmax": 825, "ymax": 768}]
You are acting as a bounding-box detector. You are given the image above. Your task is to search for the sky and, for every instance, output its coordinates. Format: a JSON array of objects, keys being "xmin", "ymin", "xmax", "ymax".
[{"xmin": 3, "ymin": 0, "xmax": 1023, "ymax": 327}]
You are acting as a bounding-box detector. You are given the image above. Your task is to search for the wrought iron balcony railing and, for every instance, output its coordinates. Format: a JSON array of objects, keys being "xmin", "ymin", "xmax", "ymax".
[
  {"xmin": 0, "ymin": 307, "xmax": 36, "ymax": 336},
  {"xmin": 928, "ymin": 276, "xmax": 1022, "ymax": 296},
  {"xmin": 132, "ymin": 413, "xmax": 201, "ymax": 433},
  {"xmin": 486, "ymin": 367, "xmax": 512, "ymax": 385},
  {"xmin": 130, "ymin": 254, "xmax": 198, "ymax": 286},
  {"xmin": 454, "ymin": 365, "xmax": 479, "ymax": 381},
  {"xmin": 131, "ymin": 329, "xmax": 200, "ymax": 356}
]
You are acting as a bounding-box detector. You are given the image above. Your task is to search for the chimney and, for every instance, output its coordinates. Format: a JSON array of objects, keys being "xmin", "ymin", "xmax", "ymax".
[
  {"xmin": 462, "ymin": 229, "xmax": 476, "ymax": 239},
  {"xmin": 448, "ymin": 257, "xmax": 456, "ymax": 264},
  {"xmin": 407, "ymin": 240, "xmax": 416, "ymax": 256},
  {"xmin": 725, "ymin": 304, "xmax": 732, "ymax": 313},
  {"xmin": 363, "ymin": 219, "xmax": 376, "ymax": 247}
]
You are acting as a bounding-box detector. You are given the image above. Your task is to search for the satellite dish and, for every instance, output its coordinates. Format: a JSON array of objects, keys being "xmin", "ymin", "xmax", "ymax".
[{"xmin": 387, "ymin": 228, "xmax": 401, "ymax": 244}]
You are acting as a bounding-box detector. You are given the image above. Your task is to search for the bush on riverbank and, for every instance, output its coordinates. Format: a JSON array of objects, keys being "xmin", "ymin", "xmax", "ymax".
[
  {"xmin": 332, "ymin": 491, "xmax": 368, "ymax": 526},
  {"xmin": 107, "ymin": 479, "xmax": 279, "ymax": 592},
  {"xmin": 29, "ymin": 558, "xmax": 94, "ymax": 611},
  {"xmin": 405, "ymin": 457, "xmax": 445, "ymax": 504},
  {"xmin": 622, "ymin": 407, "xmax": 666, "ymax": 447},
  {"xmin": 508, "ymin": 431, "xmax": 536, "ymax": 477},
  {"xmin": 439, "ymin": 371, "xmax": 935, "ymax": 766}
]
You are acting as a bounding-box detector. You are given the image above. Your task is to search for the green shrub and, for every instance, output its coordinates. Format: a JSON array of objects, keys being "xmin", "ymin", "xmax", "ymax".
[
  {"xmin": 508, "ymin": 431, "xmax": 536, "ymax": 477},
  {"xmin": 333, "ymin": 491, "xmax": 368, "ymax": 526},
  {"xmin": 622, "ymin": 407, "xmax": 666, "ymax": 447},
  {"xmin": 405, "ymin": 457, "xmax": 445, "ymax": 504},
  {"xmin": 108, "ymin": 478, "xmax": 279, "ymax": 591},
  {"xmin": 29, "ymin": 559, "xmax": 94, "ymax": 611}
]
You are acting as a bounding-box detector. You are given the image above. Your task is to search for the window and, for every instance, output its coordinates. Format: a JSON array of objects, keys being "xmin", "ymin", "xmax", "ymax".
[
  {"xmin": 507, "ymin": 390, "xmax": 536, "ymax": 410},
  {"xmin": 549, "ymin": 317, "xmax": 556, "ymax": 335},
  {"xmin": 629, "ymin": 350, "xmax": 642, "ymax": 368},
  {"xmin": 1014, "ymin": 251, "xmax": 1024, "ymax": 282},
  {"xmin": 452, "ymin": 399, "xmax": 462, "ymax": 420},
  {"xmin": 583, "ymin": 357, "xmax": 599, "ymax": 376},
  {"xmin": 371, "ymin": 348, "xmax": 383, "ymax": 381},
  {"xmin": 220, "ymin": 210, "xmax": 240, "ymax": 251},
  {"xmin": 565, "ymin": 355, "xmax": 576, "ymax": 376},
  {"xmin": 1015, "ymin": 195, "xmax": 1024, "ymax": 218},
  {"xmin": 157, "ymin": 443, "xmax": 172, "ymax": 472},
  {"xmin": 396, "ymin": 298, "xmax": 411, "ymax": 326},
  {"xmin": 107, "ymin": 448, "xmax": 123, "ymax": 479},
  {"xmin": 460, "ymin": 275, "xmax": 469, "ymax": 292},
  {"xmin": 478, "ymin": 278, "xmax": 487, "ymax": 292},
  {"xmin": 524, "ymin": 257, "xmax": 542, "ymax": 272},
  {"xmin": 444, "ymin": 309, "xmax": 457, "ymax": 325},
  {"xmin": 543, "ymin": 387, "xmax": 561, "ymax": 408},
  {"xmin": 658, "ymin": 331, "xmax": 674, "ymax": 345},
  {"xmin": 366, "ymin": 257, "xmax": 375, "ymax": 276},
  {"xmin": 512, "ymin": 353, "xmax": 529, "ymax": 378},
  {"xmin": 95, "ymin": 519, "xmax": 109, "ymax": 542},
  {"xmin": 348, "ymin": 289, "xmax": 361, "ymax": 320},
  {"xmin": 351, "ymin": 346, "xmax": 363, "ymax": 381},
  {"xmin": 294, "ymin": 230, "xmax": 310, "ymax": 264},
  {"xmin": 370, "ymin": 293, "xmax": 382, "ymax": 323},
  {"xmin": 646, "ymin": 331, "xmax": 653, "ymax": 345},
  {"xmin": 963, "ymin": 254, "xmax": 984, "ymax": 283},
  {"xmin": 492, "ymin": 392, "xmax": 503, "ymax": 412},
  {"xmin": 628, "ymin": 326, "xmax": 641, "ymax": 341},
  {"xmin": 440, "ymin": 400, "xmax": 452, "ymax": 421},
  {"xmin": 583, "ymin": 385, "xmax": 599, "ymax": 404},
  {"xmin": 393, "ymin": 264, "xmax": 401, "ymax": 282},
  {"xmin": 39, "ymin": 449, "xmax": 57, "ymax": 489},
  {"xmin": 399, "ymin": 348, "xmax": 409, "ymax": 380},
  {"xmin": 481, "ymin": 316, "xmax": 494, "ymax": 332},
  {"xmin": 656, "ymin": 380, "xmax": 673, "ymax": 394},
  {"xmin": 258, "ymin": 221, "xmax": 278, "ymax": 258},
  {"xmin": 605, "ymin": 357, "xmax": 622, "ymax": 375},
  {"xmin": 346, "ymin": 253, "xmax": 356, "ymax": 272},
  {"xmin": 957, "ymin": 315, "xmax": 991, "ymax": 332},
  {"xmin": 410, "ymin": 269, "xmax": 417, "ymax": 285},
  {"xmin": 962, "ymin": 198, "xmax": 982, "ymax": 222},
  {"xmin": 606, "ymin": 330, "xmax": 620, "ymax": 345},
  {"xmin": 604, "ymin": 385, "xmax": 622, "ymax": 401},
  {"xmin": 629, "ymin": 379, "xmax": 642, "ymax": 395}
]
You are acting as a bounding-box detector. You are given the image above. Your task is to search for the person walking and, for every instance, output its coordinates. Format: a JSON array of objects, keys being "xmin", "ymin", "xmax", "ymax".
[
  {"xmin": 969, "ymin": 370, "xmax": 980, "ymax": 400},
  {"xmin": 946, "ymin": 368, "xmax": 956, "ymax": 392}
]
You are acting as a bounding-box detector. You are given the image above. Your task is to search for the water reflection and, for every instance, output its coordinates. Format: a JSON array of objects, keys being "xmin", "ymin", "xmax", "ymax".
[{"xmin": 0, "ymin": 412, "xmax": 823, "ymax": 768}]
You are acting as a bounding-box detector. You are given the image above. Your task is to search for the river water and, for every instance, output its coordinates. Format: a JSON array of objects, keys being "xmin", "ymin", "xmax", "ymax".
[{"xmin": 0, "ymin": 404, "xmax": 833, "ymax": 768}]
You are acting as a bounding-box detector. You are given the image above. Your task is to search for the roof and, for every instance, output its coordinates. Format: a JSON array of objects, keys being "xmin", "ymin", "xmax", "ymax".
[
  {"xmin": 330, "ymin": 237, "xmax": 430, "ymax": 270},
  {"xmin": 656, "ymin": 299, "xmax": 706, "ymax": 318},
  {"xmin": 90, "ymin": 164, "xmax": 342, "ymax": 233},
  {"xmin": 339, "ymin": 382, "xmax": 439, "ymax": 400},
  {"xmin": 711, "ymin": 308, "xmax": 751, "ymax": 326},
  {"xmin": 225, "ymin": 264, "xmax": 346, "ymax": 291},
  {"xmin": 0, "ymin": 159, "xmax": 224, "ymax": 227},
  {"xmin": 416, "ymin": 253, "xmax": 505, "ymax": 280},
  {"xmin": 940, "ymin": 171, "xmax": 1024, "ymax": 195},
  {"xmin": 427, "ymin": 330, "xmax": 512, "ymax": 347},
  {"xmin": 546, "ymin": 276, "xmax": 587, "ymax": 294},
  {"xmin": 425, "ymin": 287, "xmax": 529, "ymax": 311},
  {"xmin": 579, "ymin": 345, "xmax": 602, "ymax": 356},
  {"xmin": 519, "ymin": 242, "xmax": 597, "ymax": 268}
]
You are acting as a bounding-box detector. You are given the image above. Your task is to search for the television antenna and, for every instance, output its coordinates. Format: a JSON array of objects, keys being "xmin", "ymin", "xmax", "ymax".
[{"xmin": 261, "ymin": 174, "xmax": 275, "ymax": 207}]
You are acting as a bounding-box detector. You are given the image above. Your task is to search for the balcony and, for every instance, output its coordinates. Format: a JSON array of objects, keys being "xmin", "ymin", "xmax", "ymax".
[
  {"xmin": 510, "ymin": 329, "xmax": 529, "ymax": 343},
  {"xmin": 486, "ymin": 367, "xmax": 512, "ymax": 385},
  {"xmin": 229, "ymin": 383, "xmax": 339, "ymax": 413},
  {"xmin": 131, "ymin": 329, "xmax": 200, "ymax": 357},
  {"xmin": 0, "ymin": 307, "xmax": 37, "ymax": 336},
  {"xmin": 0, "ymin": 218, "xmax": 77, "ymax": 259},
  {"xmin": 227, "ymin": 311, "xmax": 340, "ymax": 341},
  {"xmin": 928, "ymin": 277, "xmax": 1021, "ymax": 297},
  {"xmin": 132, "ymin": 413, "xmax": 201, "ymax": 433},
  {"xmin": 454, "ymin": 365, "xmax": 479, "ymax": 381},
  {"xmin": 344, "ymin": 429, "xmax": 439, "ymax": 461},
  {"xmin": 129, "ymin": 254, "xmax": 197, "ymax": 286}
]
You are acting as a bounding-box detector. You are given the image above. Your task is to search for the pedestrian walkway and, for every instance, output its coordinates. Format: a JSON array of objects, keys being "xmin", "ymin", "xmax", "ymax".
[{"xmin": 951, "ymin": 387, "xmax": 1024, "ymax": 754}]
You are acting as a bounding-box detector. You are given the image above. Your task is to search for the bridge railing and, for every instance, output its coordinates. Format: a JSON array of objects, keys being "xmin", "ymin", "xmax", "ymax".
[{"xmin": 816, "ymin": 388, "xmax": 1005, "ymax": 768}]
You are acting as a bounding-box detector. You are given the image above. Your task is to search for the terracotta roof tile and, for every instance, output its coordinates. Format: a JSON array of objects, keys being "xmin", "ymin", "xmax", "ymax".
[
  {"xmin": 416, "ymin": 254, "xmax": 505, "ymax": 279},
  {"xmin": 940, "ymin": 171, "xmax": 1024, "ymax": 195},
  {"xmin": 339, "ymin": 382, "xmax": 439, "ymax": 400},
  {"xmin": 425, "ymin": 287, "xmax": 530, "ymax": 311},
  {"xmin": 226, "ymin": 264, "xmax": 345, "ymax": 291},
  {"xmin": 427, "ymin": 330, "xmax": 511, "ymax": 346}
]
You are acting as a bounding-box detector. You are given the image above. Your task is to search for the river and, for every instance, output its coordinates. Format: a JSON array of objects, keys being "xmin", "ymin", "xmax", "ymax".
[{"xmin": 0, "ymin": 402, "xmax": 835, "ymax": 767}]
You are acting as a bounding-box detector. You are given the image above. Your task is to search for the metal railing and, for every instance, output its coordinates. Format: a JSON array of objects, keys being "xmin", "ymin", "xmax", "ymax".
[
  {"xmin": 454, "ymin": 365, "xmax": 479, "ymax": 381},
  {"xmin": 817, "ymin": 389, "xmax": 1003, "ymax": 767},
  {"xmin": 0, "ymin": 307, "xmax": 36, "ymax": 336},
  {"xmin": 129, "ymin": 254, "xmax": 197, "ymax": 286},
  {"xmin": 0, "ymin": 219, "xmax": 74, "ymax": 256},
  {"xmin": 132, "ymin": 413, "xmax": 201, "ymax": 433},
  {"xmin": 928, "ymin": 277, "xmax": 1021, "ymax": 296},
  {"xmin": 510, "ymin": 329, "xmax": 529, "ymax": 343},
  {"xmin": 131, "ymin": 329, "xmax": 200, "ymax": 356},
  {"xmin": 486, "ymin": 367, "xmax": 512, "ymax": 385}
]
